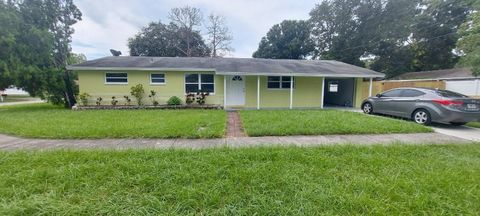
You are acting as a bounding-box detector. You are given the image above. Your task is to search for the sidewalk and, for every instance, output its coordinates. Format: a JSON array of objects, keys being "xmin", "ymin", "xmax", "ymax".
[{"xmin": 0, "ymin": 132, "xmax": 471, "ymax": 150}]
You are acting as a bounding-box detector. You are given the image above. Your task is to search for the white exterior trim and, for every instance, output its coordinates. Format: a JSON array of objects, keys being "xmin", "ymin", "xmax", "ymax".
[
  {"xmin": 257, "ymin": 76, "xmax": 260, "ymax": 110},
  {"xmin": 383, "ymin": 77, "xmax": 479, "ymax": 82},
  {"xmin": 368, "ymin": 77, "xmax": 373, "ymax": 97},
  {"xmin": 67, "ymin": 66, "xmax": 384, "ymax": 78},
  {"xmin": 321, "ymin": 77, "xmax": 325, "ymax": 109},
  {"xmin": 289, "ymin": 76, "xmax": 293, "ymax": 109},
  {"xmin": 223, "ymin": 76, "xmax": 226, "ymax": 107},
  {"xmin": 476, "ymin": 79, "xmax": 480, "ymax": 95}
]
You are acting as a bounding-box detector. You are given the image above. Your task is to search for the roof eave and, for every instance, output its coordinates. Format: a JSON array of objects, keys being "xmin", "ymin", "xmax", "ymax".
[
  {"xmin": 66, "ymin": 66, "xmax": 216, "ymax": 72},
  {"xmin": 66, "ymin": 66, "xmax": 385, "ymax": 78},
  {"xmin": 216, "ymin": 71, "xmax": 385, "ymax": 78}
]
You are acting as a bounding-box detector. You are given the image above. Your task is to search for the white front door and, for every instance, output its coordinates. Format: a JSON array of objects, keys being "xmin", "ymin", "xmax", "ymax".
[{"xmin": 226, "ymin": 75, "xmax": 245, "ymax": 106}]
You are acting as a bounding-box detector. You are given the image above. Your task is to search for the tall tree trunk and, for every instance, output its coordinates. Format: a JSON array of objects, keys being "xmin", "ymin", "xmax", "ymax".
[{"xmin": 63, "ymin": 69, "xmax": 76, "ymax": 107}]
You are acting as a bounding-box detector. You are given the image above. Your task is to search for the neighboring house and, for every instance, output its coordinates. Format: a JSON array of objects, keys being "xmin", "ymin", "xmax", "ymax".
[
  {"xmin": 390, "ymin": 68, "xmax": 480, "ymax": 97},
  {"xmin": 67, "ymin": 56, "xmax": 384, "ymax": 109}
]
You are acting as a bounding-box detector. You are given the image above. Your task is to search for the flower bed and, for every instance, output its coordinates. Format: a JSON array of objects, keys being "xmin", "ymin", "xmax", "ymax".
[{"xmin": 73, "ymin": 104, "xmax": 223, "ymax": 110}]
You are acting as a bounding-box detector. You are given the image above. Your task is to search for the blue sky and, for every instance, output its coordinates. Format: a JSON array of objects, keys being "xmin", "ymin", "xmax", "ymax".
[{"xmin": 71, "ymin": 0, "xmax": 318, "ymax": 60}]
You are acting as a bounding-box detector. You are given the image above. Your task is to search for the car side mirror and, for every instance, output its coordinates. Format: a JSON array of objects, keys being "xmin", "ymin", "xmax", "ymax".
[{"xmin": 376, "ymin": 93, "xmax": 382, "ymax": 98}]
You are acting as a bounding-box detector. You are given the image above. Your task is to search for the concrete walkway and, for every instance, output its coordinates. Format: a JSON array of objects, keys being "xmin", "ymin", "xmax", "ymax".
[
  {"xmin": 0, "ymin": 132, "xmax": 472, "ymax": 150},
  {"xmin": 432, "ymin": 124, "xmax": 480, "ymax": 142}
]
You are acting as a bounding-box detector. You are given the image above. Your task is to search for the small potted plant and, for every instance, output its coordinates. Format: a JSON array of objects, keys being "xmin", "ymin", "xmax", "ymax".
[
  {"xmin": 124, "ymin": 96, "xmax": 131, "ymax": 106},
  {"xmin": 111, "ymin": 96, "xmax": 118, "ymax": 106},
  {"xmin": 185, "ymin": 93, "xmax": 195, "ymax": 105},
  {"xmin": 148, "ymin": 90, "xmax": 159, "ymax": 106},
  {"xmin": 95, "ymin": 97, "xmax": 103, "ymax": 106},
  {"xmin": 78, "ymin": 92, "xmax": 90, "ymax": 106}
]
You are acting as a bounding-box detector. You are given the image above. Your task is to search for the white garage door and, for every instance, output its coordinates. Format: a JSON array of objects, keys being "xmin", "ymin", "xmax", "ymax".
[{"xmin": 445, "ymin": 79, "xmax": 480, "ymax": 96}]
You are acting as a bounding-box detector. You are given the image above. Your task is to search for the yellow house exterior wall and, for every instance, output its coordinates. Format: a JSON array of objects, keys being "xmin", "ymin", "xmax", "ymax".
[{"xmin": 78, "ymin": 70, "xmax": 370, "ymax": 108}]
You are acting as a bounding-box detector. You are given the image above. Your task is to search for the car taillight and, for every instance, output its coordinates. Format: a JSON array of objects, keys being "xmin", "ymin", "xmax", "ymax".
[{"xmin": 432, "ymin": 99, "xmax": 464, "ymax": 106}]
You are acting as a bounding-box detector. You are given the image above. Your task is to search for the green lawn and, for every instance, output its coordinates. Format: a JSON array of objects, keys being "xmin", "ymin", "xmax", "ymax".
[
  {"xmin": 467, "ymin": 122, "xmax": 480, "ymax": 128},
  {"xmin": 240, "ymin": 110, "xmax": 432, "ymax": 136},
  {"xmin": 0, "ymin": 104, "xmax": 226, "ymax": 139},
  {"xmin": 0, "ymin": 144, "xmax": 479, "ymax": 215}
]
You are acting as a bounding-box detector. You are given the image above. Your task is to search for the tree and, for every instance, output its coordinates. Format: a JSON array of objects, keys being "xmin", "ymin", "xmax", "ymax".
[
  {"xmin": 409, "ymin": 0, "xmax": 472, "ymax": 72},
  {"xmin": 206, "ymin": 14, "xmax": 233, "ymax": 57},
  {"xmin": 252, "ymin": 20, "xmax": 314, "ymax": 59},
  {"xmin": 309, "ymin": 0, "xmax": 367, "ymax": 66},
  {"xmin": 128, "ymin": 21, "xmax": 210, "ymax": 57},
  {"xmin": 168, "ymin": 6, "xmax": 204, "ymax": 57},
  {"xmin": 68, "ymin": 53, "xmax": 87, "ymax": 65},
  {"xmin": 456, "ymin": 1, "xmax": 480, "ymax": 76},
  {"xmin": 0, "ymin": 0, "xmax": 82, "ymax": 107}
]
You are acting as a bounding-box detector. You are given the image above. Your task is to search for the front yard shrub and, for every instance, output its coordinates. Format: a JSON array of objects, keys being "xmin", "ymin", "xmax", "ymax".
[
  {"xmin": 123, "ymin": 96, "xmax": 131, "ymax": 106},
  {"xmin": 130, "ymin": 84, "xmax": 145, "ymax": 106},
  {"xmin": 148, "ymin": 90, "xmax": 159, "ymax": 106},
  {"xmin": 111, "ymin": 96, "xmax": 118, "ymax": 106},
  {"xmin": 186, "ymin": 93, "xmax": 195, "ymax": 105},
  {"xmin": 196, "ymin": 92, "xmax": 209, "ymax": 105},
  {"xmin": 78, "ymin": 92, "xmax": 90, "ymax": 106},
  {"xmin": 167, "ymin": 96, "xmax": 182, "ymax": 105},
  {"xmin": 95, "ymin": 97, "xmax": 102, "ymax": 106}
]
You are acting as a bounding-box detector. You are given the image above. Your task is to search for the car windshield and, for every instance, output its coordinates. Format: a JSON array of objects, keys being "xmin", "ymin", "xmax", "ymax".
[{"xmin": 436, "ymin": 90, "xmax": 469, "ymax": 98}]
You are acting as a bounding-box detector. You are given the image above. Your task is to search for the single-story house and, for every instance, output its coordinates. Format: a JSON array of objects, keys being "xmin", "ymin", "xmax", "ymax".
[
  {"xmin": 390, "ymin": 68, "xmax": 480, "ymax": 97},
  {"xmin": 67, "ymin": 56, "xmax": 385, "ymax": 109}
]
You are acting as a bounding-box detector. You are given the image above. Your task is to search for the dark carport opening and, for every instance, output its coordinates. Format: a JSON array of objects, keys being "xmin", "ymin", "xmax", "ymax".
[{"xmin": 323, "ymin": 78, "xmax": 355, "ymax": 107}]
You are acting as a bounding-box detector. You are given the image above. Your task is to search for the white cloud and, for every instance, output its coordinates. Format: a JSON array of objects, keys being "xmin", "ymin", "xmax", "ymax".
[{"xmin": 72, "ymin": 0, "xmax": 318, "ymax": 59}]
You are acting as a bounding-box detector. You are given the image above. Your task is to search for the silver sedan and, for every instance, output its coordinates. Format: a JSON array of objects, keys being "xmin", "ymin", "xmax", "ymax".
[{"xmin": 361, "ymin": 87, "xmax": 480, "ymax": 125}]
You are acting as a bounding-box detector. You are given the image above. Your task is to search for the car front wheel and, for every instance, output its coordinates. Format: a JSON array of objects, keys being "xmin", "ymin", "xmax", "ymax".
[
  {"xmin": 362, "ymin": 102, "xmax": 373, "ymax": 114},
  {"xmin": 412, "ymin": 109, "xmax": 431, "ymax": 125}
]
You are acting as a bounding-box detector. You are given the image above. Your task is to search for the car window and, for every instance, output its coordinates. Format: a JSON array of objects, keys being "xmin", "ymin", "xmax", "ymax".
[
  {"xmin": 401, "ymin": 89, "xmax": 425, "ymax": 97},
  {"xmin": 436, "ymin": 90, "xmax": 469, "ymax": 98},
  {"xmin": 381, "ymin": 89, "xmax": 402, "ymax": 97}
]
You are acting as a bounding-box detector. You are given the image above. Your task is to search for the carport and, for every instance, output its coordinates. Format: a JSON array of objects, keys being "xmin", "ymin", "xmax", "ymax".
[{"xmin": 323, "ymin": 78, "xmax": 356, "ymax": 107}]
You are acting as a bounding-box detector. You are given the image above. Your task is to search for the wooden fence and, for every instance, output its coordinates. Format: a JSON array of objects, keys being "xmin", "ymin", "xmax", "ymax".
[{"xmin": 357, "ymin": 80, "xmax": 446, "ymax": 104}]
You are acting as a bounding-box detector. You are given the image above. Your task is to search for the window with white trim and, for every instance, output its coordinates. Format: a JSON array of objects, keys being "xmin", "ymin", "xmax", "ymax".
[
  {"xmin": 150, "ymin": 73, "xmax": 165, "ymax": 84},
  {"xmin": 267, "ymin": 76, "xmax": 295, "ymax": 89},
  {"xmin": 185, "ymin": 74, "xmax": 214, "ymax": 93},
  {"xmin": 105, "ymin": 72, "xmax": 128, "ymax": 84}
]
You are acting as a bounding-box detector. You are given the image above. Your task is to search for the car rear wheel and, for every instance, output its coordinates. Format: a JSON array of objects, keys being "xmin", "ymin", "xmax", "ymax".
[
  {"xmin": 412, "ymin": 109, "xmax": 432, "ymax": 125},
  {"xmin": 362, "ymin": 102, "xmax": 373, "ymax": 114}
]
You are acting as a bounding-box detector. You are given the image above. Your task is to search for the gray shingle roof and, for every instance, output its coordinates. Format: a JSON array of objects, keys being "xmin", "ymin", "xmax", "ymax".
[
  {"xmin": 391, "ymin": 68, "xmax": 476, "ymax": 80},
  {"xmin": 67, "ymin": 56, "xmax": 384, "ymax": 78}
]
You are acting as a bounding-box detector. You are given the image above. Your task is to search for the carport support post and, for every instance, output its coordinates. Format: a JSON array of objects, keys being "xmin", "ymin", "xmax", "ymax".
[
  {"xmin": 289, "ymin": 76, "xmax": 293, "ymax": 109},
  {"xmin": 368, "ymin": 77, "xmax": 373, "ymax": 97},
  {"xmin": 321, "ymin": 77, "xmax": 325, "ymax": 109},
  {"xmin": 223, "ymin": 76, "xmax": 227, "ymax": 108},
  {"xmin": 257, "ymin": 76, "xmax": 260, "ymax": 110}
]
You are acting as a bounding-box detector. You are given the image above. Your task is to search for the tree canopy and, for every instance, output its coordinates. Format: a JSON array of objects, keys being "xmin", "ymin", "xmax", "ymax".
[
  {"xmin": 129, "ymin": 6, "xmax": 233, "ymax": 57},
  {"xmin": 128, "ymin": 21, "xmax": 210, "ymax": 57},
  {"xmin": 253, "ymin": 0, "xmax": 476, "ymax": 78},
  {"xmin": 0, "ymin": 0, "xmax": 83, "ymax": 106},
  {"xmin": 457, "ymin": 1, "xmax": 480, "ymax": 76},
  {"xmin": 252, "ymin": 20, "xmax": 314, "ymax": 59}
]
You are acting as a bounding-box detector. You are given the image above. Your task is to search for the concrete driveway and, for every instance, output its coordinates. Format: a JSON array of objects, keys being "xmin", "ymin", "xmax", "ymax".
[{"xmin": 432, "ymin": 124, "xmax": 480, "ymax": 142}]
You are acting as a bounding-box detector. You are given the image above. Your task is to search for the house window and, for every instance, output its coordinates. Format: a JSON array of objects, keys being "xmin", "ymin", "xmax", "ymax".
[
  {"xmin": 185, "ymin": 74, "xmax": 214, "ymax": 93},
  {"xmin": 150, "ymin": 73, "xmax": 165, "ymax": 84},
  {"xmin": 267, "ymin": 76, "xmax": 295, "ymax": 89},
  {"xmin": 105, "ymin": 72, "xmax": 128, "ymax": 84}
]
